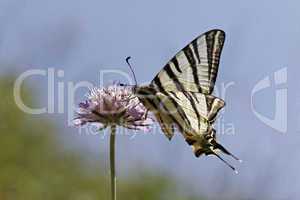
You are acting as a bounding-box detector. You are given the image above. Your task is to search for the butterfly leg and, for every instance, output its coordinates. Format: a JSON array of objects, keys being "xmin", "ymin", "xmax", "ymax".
[{"xmin": 144, "ymin": 109, "xmax": 149, "ymax": 120}]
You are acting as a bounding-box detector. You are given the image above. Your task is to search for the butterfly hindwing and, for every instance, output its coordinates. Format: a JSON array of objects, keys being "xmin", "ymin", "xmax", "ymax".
[{"xmin": 166, "ymin": 91, "xmax": 234, "ymax": 159}]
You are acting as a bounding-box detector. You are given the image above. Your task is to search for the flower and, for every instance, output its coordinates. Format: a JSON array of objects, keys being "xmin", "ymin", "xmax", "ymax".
[{"xmin": 73, "ymin": 84, "xmax": 153, "ymax": 131}]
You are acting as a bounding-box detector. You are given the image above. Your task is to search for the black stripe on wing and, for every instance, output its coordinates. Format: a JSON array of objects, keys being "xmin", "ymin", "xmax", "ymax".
[
  {"xmin": 205, "ymin": 30, "xmax": 225, "ymax": 93},
  {"xmin": 153, "ymin": 69, "xmax": 202, "ymax": 130},
  {"xmin": 171, "ymin": 57, "xmax": 182, "ymax": 73},
  {"xmin": 183, "ymin": 47, "xmax": 202, "ymax": 93},
  {"xmin": 153, "ymin": 76, "xmax": 192, "ymax": 128},
  {"xmin": 151, "ymin": 29, "xmax": 225, "ymax": 95}
]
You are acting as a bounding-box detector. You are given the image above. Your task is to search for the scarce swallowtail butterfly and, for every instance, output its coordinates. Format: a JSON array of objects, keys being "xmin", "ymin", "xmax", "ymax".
[{"xmin": 126, "ymin": 29, "xmax": 241, "ymax": 172}]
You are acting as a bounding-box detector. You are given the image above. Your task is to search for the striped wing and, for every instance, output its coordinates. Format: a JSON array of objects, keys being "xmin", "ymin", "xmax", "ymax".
[
  {"xmin": 163, "ymin": 91, "xmax": 230, "ymax": 159},
  {"xmin": 151, "ymin": 29, "xmax": 225, "ymax": 95},
  {"xmin": 136, "ymin": 81, "xmax": 237, "ymax": 166},
  {"xmin": 166, "ymin": 92, "xmax": 225, "ymax": 134}
]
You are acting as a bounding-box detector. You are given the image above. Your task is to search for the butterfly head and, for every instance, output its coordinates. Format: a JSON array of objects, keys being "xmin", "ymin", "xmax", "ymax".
[
  {"xmin": 118, "ymin": 83, "xmax": 137, "ymax": 93},
  {"xmin": 134, "ymin": 85, "xmax": 157, "ymax": 99}
]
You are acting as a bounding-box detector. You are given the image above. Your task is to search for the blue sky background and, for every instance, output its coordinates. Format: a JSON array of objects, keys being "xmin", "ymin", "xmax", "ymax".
[{"xmin": 1, "ymin": 0, "xmax": 299, "ymax": 199}]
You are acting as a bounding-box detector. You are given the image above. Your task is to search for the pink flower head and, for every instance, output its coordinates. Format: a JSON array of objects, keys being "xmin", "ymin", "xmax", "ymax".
[{"xmin": 73, "ymin": 84, "xmax": 153, "ymax": 131}]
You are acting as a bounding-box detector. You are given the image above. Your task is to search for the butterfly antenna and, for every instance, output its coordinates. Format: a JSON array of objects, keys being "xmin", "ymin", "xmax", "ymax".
[
  {"xmin": 126, "ymin": 56, "xmax": 137, "ymax": 86},
  {"xmin": 213, "ymin": 152, "xmax": 238, "ymax": 174}
]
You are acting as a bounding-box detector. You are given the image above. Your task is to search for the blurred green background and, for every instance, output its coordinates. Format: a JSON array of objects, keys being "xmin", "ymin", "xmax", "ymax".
[{"xmin": 0, "ymin": 77, "xmax": 202, "ymax": 200}]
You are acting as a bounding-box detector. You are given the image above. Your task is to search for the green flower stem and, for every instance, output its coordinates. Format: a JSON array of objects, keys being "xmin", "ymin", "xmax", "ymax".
[{"xmin": 110, "ymin": 125, "xmax": 117, "ymax": 200}]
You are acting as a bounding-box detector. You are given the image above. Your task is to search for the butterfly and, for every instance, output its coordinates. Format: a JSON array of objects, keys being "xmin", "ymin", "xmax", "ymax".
[{"xmin": 127, "ymin": 29, "xmax": 241, "ymax": 172}]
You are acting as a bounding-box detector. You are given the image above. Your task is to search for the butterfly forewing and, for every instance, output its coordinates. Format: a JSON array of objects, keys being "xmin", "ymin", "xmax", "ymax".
[{"xmin": 151, "ymin": 29, "xmax": 225, "ymax": 94}]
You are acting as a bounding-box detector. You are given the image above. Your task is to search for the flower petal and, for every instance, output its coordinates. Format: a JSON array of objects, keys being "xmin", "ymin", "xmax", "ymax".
[{"xmin": 73, "ymin": 84, "xmax": 154, "ymax": 132}]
